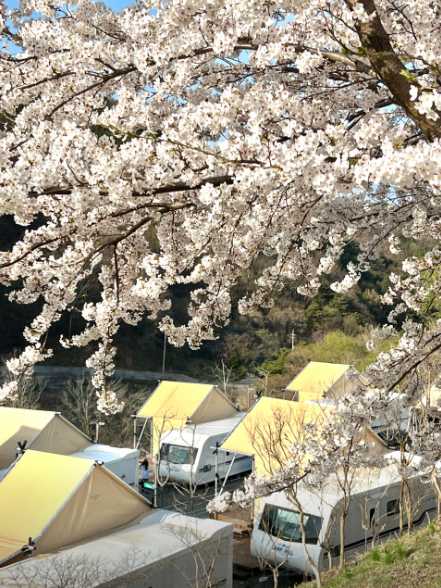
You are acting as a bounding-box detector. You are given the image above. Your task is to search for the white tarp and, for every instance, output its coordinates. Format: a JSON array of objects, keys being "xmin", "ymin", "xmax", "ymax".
[
  {"xmin": 0, "ymin": 511, "xmax": 233, "ymax": 588},
  {"xmin": 71, "ymin": 444, "xmax": 139, "ymax": 487}
]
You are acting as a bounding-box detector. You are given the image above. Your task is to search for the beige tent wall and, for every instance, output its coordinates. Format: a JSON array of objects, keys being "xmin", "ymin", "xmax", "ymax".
[
  {"xmin": 327, "ymin": 374, "xmax": 357, "ymax": 400},
  {"xmin": 0, "ymin": 425, "xmax": 43, "ymax": 469},
  {"xmin": 37, "ymin": 466, "xmax": 150, "ymax": 555},
  {"xmin": 192, "ymin": 389, "xmax": 237, "ymax": 423},
  {"xmin": 31, "ymin": 416, "xmax": 90, "ymax": 456}
]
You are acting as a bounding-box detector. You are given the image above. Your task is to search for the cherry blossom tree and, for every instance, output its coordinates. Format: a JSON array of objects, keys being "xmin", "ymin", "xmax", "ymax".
[{"xmin": 1, "ymin": 0, "xmax": 441, "ymax": 411}]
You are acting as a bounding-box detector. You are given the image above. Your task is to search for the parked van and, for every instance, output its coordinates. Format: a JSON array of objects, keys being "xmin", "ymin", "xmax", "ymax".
[
  {"xmin": 251, "ymin": 453, "xmax": 437, "ymax": 575},
  {"xmin": 158, "ymin": 415, "xmax": 252, "ymax": 486}
]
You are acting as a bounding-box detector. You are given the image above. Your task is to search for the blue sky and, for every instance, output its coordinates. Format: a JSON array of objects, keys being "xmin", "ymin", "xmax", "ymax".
[
  {"xmin": 4, "ymin": 0, "xmax": 137, "ymax": 55},
  {"xmin": 102, "ymin": 0, "xmax": 134, "ymax": 10},
  {"xmin": 7, "ymin": 0, "xmax": 136, "ymax": 9}
]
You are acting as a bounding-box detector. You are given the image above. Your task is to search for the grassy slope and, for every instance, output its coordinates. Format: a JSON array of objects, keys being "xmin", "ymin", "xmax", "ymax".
[{"xmin": 300, "ymin": 522, "xmax": 441, "ymax": 588}]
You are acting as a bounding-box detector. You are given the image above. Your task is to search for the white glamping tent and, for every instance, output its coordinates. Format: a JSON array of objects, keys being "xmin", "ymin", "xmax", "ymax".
[
  {"xmin": 0, "ymin": 407, "xmax": 139, "ymax": 485},
  {"xmin": 0, "ymin": 407, "xmax": 90, "ymax": 471},
  {"xmin": 0, "ymin": 450, "xmax": 150, "ymax": 567}
]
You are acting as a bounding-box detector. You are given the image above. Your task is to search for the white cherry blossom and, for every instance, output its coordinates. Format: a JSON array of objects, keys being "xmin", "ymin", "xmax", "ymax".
[{"xmin": 1, "ymin": 0, "xmax": 441, "ymax": 412}]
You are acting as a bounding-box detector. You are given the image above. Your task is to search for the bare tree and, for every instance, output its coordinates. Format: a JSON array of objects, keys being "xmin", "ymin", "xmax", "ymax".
[
  {"xmin": 407, "ymin": 403, "xmax": 441, "ymax": 522},
  {"xmin": 210, "ymin": 358, "xmax": 234, "ymax": 398},
  {"xmin": 286, "ymin": 487, "xmax": 323, "ymax": 588},
  {"xmin": 155, "ymin": 420, "xmax": 220, "ymax": 519},
  {"xmin": 3, "ymin": 539, "xmax": 227, "ymax": 588},
  {"xmin": 60, "ymin": 377, "xmax": 129, "ymax": 443},
  {"xmin": 238, "ymin": 405, "xmax": 330, "ymax": 586},
  {"xmin": 60, "ymin": 377, "xmax": 97, "ymax": 438},
  {"xmin": 359, "ymin": 489, "xmax": 388, "ymax": 551},
  {"xmin": 5, "ymin": 553, "xmax": 106, "ymax": 588},
  {"xmin": 211, "ymin": 400, "xmax": 388, "ymax": 583}
]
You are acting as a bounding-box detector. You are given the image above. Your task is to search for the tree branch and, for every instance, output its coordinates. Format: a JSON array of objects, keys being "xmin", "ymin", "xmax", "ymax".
[{"xmin": 346, "ymin": 0, "xmax": 441, "ymax": 140}]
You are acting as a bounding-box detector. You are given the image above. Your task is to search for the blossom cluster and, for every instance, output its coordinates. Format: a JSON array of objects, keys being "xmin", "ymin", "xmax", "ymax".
[{"xmin": 1, "ymin": 0, "xmax": 441, "ymax": 412}]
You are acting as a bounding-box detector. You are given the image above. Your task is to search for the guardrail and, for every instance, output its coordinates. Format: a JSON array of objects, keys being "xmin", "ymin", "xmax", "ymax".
[{"xmin": 32, "ymin": 365, "xmax": 198, "ymax": 383}]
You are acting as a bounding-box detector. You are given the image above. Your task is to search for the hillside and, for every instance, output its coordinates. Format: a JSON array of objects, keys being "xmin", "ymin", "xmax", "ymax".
[
  {"xmin": 1, "ymin": 217, "xmax": 402, "ymax": 387},
  {"xmin": 301, "ymin": 522, "xmax": 441, "ymax": 588}
]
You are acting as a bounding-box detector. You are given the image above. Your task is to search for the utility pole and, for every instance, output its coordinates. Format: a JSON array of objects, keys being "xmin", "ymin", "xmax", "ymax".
[
  {"xmin": 222, "ymin": 358, "xmax": 228, "ymax": 395},
  {"xmin": 291, "ymin": 328, "xmax": 296, "ymax": 350},
  {"xmin": 131, "ymin": 415, "xmax": 137, "ymax": 449},
  {"xmin": 161, "ymin": 332, "xmax": 167, "ymax": 376},
  {"xmin": 93, "ymin": 421, "xmax": 105, "ymax": 443}
]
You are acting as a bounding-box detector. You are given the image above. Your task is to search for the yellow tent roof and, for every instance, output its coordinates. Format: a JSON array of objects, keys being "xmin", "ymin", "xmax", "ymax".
[
  {"xmin": 286, "ymin": 361, "xmax": 351, "ymax": 401},
  {"xmin": 136, "ymin": 381, "xmax": 214, "ymax": 420},
  {"xmin": 0, "ymin": 407, "xmax": 90, "ymax": 469},
  {"xmin": 0, "ymin": 451, "xmax": 93, "ymax": 564},
  {"xmin": 0, "ymin": 408, "xmax": 54, "ymax": 447},
  {"xmin": 221, "ymin": 397, "xmax": 331, "ymax": 476}
]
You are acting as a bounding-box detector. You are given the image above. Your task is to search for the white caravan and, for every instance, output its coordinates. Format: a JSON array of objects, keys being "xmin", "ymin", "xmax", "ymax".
[
  {"xmin": 251, "ymin": 453, "xmax": 437, "ymax": 575},
  {"xmin": 71, "ymin": 444, "xmax": 139, "ymax": 487},
  {"xmin": 158, "ymin": 415, "xmax": 252, "ymax": 486}
]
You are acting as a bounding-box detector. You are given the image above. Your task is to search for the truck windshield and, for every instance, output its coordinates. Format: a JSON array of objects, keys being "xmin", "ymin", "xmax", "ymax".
[
  {"xmin": 160, "ymin": 443, "xmax": 198, "ymax": 465},
  {"xmin": 259, "ymin": 504, "xmax": 322, "ymax": 544}
]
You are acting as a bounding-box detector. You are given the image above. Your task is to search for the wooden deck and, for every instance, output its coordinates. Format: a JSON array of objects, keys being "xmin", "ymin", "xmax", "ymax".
[
  {"xmin": 233, "ymin": 535, "xmax": 261, "ymax": 570},
  {"xmin": 214, "ymin": 505, "xmax": 253, "ymax": 536},
  {"xmin": 213, "ymin": 506, "xmax": 262, "ymax": 570}
]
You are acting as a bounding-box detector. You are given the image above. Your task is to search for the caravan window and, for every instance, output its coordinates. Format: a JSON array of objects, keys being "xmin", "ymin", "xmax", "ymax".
[
  {"xmin": 160, "ymin": 444, "xmax": 198, "ymax": 465},
  {"xmin": 259, "ymin": 504, "xmax": 322, "ymax": 544},
  {"xmin": 386, "ymin": 499, "xmax": 400, "ymax": 516}
]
